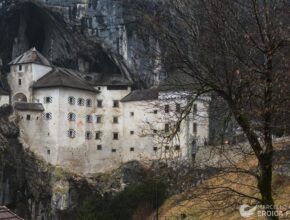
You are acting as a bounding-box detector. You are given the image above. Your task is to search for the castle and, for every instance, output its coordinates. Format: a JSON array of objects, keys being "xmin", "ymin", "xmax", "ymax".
[{"xmin": 2, "ymin": 48, "xmax": 209, "ymax": 174}]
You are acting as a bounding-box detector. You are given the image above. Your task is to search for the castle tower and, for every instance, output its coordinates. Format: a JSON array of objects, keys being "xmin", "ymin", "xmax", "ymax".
[{"xmin": 7, "ymin": 48, "xmax": 52, "ymax": 103}]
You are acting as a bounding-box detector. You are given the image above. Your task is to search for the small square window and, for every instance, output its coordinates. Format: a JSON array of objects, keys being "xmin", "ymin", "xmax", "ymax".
[
  {"xmin": 97, "ymin": 145, "xmax": 102, "ymax": 150},
  {"xmin": 153, "ymin": 147, "xmax": 158, "ymax": 151},
  {"xmin": 96, "ymin": 115, "xmax": 102, "ymax": 123},
  {"xmin": 153, "ymin": 129, "xmax": 157, "ymax": 134},
  {"xmin": 165, "ymin": 105, "xmax": 169, "ymax": 113},
  {"xmin": 18, "ymin": 79, "xmax": 22, "ymax": 85},
  {"xmin": 97, "ymin": 87, "xmax": 101, "ymax": 91},
  {"xmin": 68, "ymin": 113, "xmax": 76, "ymax": 121},
  {"xmin": 113, "ymin": 132, "xmax": 119, "ymax": 140},
  {"xmin": 130, "ymin": 131, "xmax": 134, "ymax": 135},
  {"xmin": 193, "ymin": 104, "xmax": 197, "ymax": 113},
  {"xmin": 68, "ymin": 129, "xmax": 76, "ymax": 138},
  {"xmin": 113, "ymin": 116, "xmax": 118, "ymax": 124},
  {"xmin": 130, "ymin": 147, "xmax": 134, "ymax": 152},
  {"xmin": 113, "ymin": 100, "xmax": 119, "ymax": 108},
  {"xmin": 165, "ymin": 145, "xmax": 169, "ymax": 150},
  {"xmin": 165, "ymin": 124, "xmax": 170, "ymax": 132},
  {"xmin": 193, "ymin": 123, "xmax": 198, "ymax": 133},
  {"xmin": 176, "ymin": 103, "xmax": 181, "ymax": 113},
  {"xmin": 97, "ymin": 100, "xmax": 103, "ymax": 108},
  {"xmin": 44, "ymin": 97, "xmax": 52, "ymax": 103},
  {"xmin": 130, "ymin": 112, "xmax": 134, "ymax": 117},
  {"xmin": 18, "ymin": 65, "xmax": 22, "ymax": 71},
  {"xmin": 86, "ymin": 115, "xmax": 93, "ymax": 123},
  {"xmin": 154, "ymin": 110, "xmax": 158, "ymax": 114},
  {"xmin": 112, "ymin": 149, "xmax": 117, "ymax": 153},
  {"xmin": 95, "ymin": 131, "xmax": 101, "ymax": 140},
  {"xmin": 26, "ymin": 115, "xmax": 31, "ymax": 120},
  {"xmin": 175, "ymin": 145, "xmax": 180, "ymax": 151}
]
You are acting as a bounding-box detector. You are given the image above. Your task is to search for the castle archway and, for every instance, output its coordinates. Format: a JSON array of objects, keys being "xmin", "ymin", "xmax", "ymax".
[{"xmin": 13, "ymin": 93, "xmax": 27, "ymax": 102}]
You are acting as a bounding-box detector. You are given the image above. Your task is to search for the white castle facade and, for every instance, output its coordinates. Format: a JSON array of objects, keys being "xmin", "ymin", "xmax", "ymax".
[{"xmin": 2, "ymin": 48, "xmax": 209, "ymax": 174}]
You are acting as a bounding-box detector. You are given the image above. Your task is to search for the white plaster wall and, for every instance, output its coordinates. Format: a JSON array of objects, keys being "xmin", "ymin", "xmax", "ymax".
[
  {"xmin": 31, "ymin": 64, "xmax": 52, "ymax": 82},
  {"xmin": 0, "ymin": 95, "xmax": 9, "ymax": 106},
  {"xmin": 8, "ymin": 64, "xmax": 52, "ymax": 103}
]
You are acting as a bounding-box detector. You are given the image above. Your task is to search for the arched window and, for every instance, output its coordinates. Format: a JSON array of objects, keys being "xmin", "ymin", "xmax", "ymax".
[
  {"xmin": 12, "ymin": 93, "xmax": 27, "ymax": 102},
  {"xmin": 68, "ymin": 113, "xmax": 76, "ymax": 121},
  {"xmin": 85, "ymin": 131, "xmax": 92, "ymax": 140},
  {"xmin": 86, "ymin": 115, "xmax": 92, "ymax": 123},
  {"xmin": 86, "ymin": 99, "xmax": 92, "ymax": 107},
  {"xmin": 78, "ymin": 98, "xmax": 85, "ymax": 106},
  {"xmin": 68, "ymin": 96, "xmax": 75, "ymax": 105},
  {"xmin": 43, "ymin": 113, "xmax": 52, "ymax": 120},
  {"xmin": 44, "ymin": 97, "xmax": 52, "ymax": 103},
  {"xmin": 68, "ymin": 129, "xmax": 76, "ymax": 138}
]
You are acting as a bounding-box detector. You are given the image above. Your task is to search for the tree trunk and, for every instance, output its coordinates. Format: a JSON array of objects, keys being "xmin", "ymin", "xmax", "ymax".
[{"xmin": 258, "ymin": 152, "xmax": 278, "ymax": 220}]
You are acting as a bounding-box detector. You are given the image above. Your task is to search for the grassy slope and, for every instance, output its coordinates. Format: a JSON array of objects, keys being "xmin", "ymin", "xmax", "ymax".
[{"xmin": 153, "ymin": 143, "xmax": 290, "ymax": 220}]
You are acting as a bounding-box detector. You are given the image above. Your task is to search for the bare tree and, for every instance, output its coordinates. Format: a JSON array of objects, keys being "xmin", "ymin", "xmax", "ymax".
[{"xmin": 125, "ymin": 0, "xmax": 290, "ymax": 219}]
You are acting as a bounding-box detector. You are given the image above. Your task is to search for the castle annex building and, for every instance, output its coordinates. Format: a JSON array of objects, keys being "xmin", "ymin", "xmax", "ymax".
[{"xmin": 4, "ymin": 48, "xmax": 209, "ymax": 174}]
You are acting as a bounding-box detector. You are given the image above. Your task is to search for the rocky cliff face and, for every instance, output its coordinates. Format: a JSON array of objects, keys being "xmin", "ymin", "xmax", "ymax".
[
  {"xmin": 0, "ymin": 105, "xmax": 148, "ymax": 220},
  {"xmin": 0, "ymin": 0, "xmax": 159, "ymax": 87}
]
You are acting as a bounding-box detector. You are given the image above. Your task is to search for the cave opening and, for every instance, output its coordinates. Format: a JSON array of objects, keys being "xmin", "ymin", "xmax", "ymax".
[{"xmin": 25, "ymin": 4, "xmax": 46, "ymax": 52}]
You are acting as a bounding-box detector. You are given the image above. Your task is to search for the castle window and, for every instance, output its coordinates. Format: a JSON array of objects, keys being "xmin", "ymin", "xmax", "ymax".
[
  {"xmin": 97, "ymin": 100, "xmax": 103, "ymax": 108},
  {"xmin": 165, "ymin": 123, "xmax": 169, "ymax": 132},
  {"xmin": 47, "ymin": 149, "xmax": 50, "ymax": 155},
  {"xmin": 176, "ymin": 103, "xmax": 181, "ymax": 113},
  {"xmin": 18, "ymin": 79, "xmax": 22, "ymax": 85},
  {"xmin": 130, "ymin": 147, "xmax": 134, "ymax": 152},
  {"xmin": 44, "ymin": 97, "xmax": 52, "ymax": 103},
  {"xmin": 86, "ymin": 115, "xmax": 93, "ymax": 123},
  {"xmin": 193, "ymin": 123, "xmax": 198, "ymax": 133},
  {"xmin": 113, "ymin": 100, "xmax": 119, "ymax": 108},
  {"xmin": 43, "ymin": 113, "xmax": 52, "ymax": 120},
  {"xmin": 113, "ymin": 132, "xmax": 119, "ymax": 140},
  {"xmin": 193, "ymin": 104, "xmax": 197, "ymax": 113},
  {"xmin": 153, "ymin": 129, "xmax": 157, "ymax": 134},
  {"xmin": 86, "ymin": 99, "xmax": 92, "ymax": 107},
  {"xmin": 18, "ymin": 65, "xmax": 22, "ymax": 71},
  {"xmin": 130, "ymin": 112, "xmax": 134, "ymax": 117},
  {"xmin": 97, "ymin": 145, "xmax": 102, "ymax": 150},
  {"xmin": 153, "ymin": 147, "xmax": 158, "ymax": 151},
  {"xmin": 154, "ymin": 110, "xmax": 158, "ymax": 114},
  {"xmin": 96, "ymin": 115, "xmax": 102, "ymax": 123},
  {"xmin": 165, "ymin": 146, "xmax": 169, "ymax": 150},
  {"xmin": 68, "ymin": 113, "xmax": 76, "ymax": 121},
  {"xmin": 112, "ymin": 149, "xmax": 117, "ymax": 153},
  {"xmin": 67, "ymin": 129, "xmax": 76, "ymax": 138},
  {"xmin": 113, "ymin": 116, "xmax": 118, "ymax": 124},
  {"xmin": 165, "ymin": 105, "xmax": 169, "ymax": 113},
  {"xmin": 68, "ymin": 96, "xmax": 75, "ymax": 105},
  {"xmin": 26, "ymin": 114, "xmax": 31, "ymax": 120},
  {"xmin": 86, "ymin": 131, "xmax": 92, "ymax": 140},
  {"xmin": 130, "ymin": 131, "xmax": 134, "ymax": 135},
  {"xmin": 78, "ymin": 98, "xmax": 85, "ymax": 106},
  {"xmin": 175, "ymin": 145, "xmax": 181, "ymax": 151},
  {"xmin": 95, "ymin": 131, "xmax": 101, "ymax": 140}
]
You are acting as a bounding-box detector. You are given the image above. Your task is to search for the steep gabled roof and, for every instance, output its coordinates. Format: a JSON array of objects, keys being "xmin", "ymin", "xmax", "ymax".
[
  {"xmin": 9, "ymin": 47, "xmax": 51, "ymax": 66},
  {"xmin": 14, "ymin": 102, "xmax": 44, "ymax": 112},
  {"xmin": 121, "ymin": 88, "xmax": 159, "ymax": 102},
  {"xmin": 32, "ymin": 68, "xmax": 99, "ymax": 93},
  {"xmin": 0, "ymin": 206, "xmax": 24, "ymax": 220}
]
